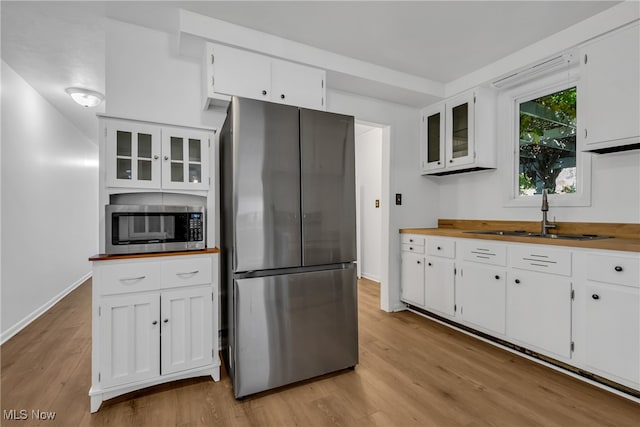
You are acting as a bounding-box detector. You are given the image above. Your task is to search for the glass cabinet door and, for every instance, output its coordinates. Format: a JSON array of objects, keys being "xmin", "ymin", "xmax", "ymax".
[
  {"xmin": 161, "ymin": 127, "xmax": 210, "ymax": 190},
  {"xmin": 422, "ymin": 104, "xmax": 446, "ymax": 172},
  {"xmin": 445, "ymin": 91, "xmax": 476, "ymax": 167},
  {"xmin": 106, "ymin": 120, "xmax": 161, "ymax": 188}
]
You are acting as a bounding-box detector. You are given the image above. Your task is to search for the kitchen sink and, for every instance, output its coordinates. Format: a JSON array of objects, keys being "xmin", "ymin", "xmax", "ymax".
[{"xmin": 464, "ymin": 230, "xmax": 612, "ymax": 240}]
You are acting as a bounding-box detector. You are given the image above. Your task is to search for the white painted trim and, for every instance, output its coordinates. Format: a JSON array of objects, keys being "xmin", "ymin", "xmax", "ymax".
[
  {"xmin": 178, "ymin": 9, "xmax": 445, "ymax": 99},
  {"xmin": 0, "ymin": 272, "xmax": 92, "ymax": 345},
  {"xmin": 408, "ymin": 308, "xmax": 640, "ymax": 404}
]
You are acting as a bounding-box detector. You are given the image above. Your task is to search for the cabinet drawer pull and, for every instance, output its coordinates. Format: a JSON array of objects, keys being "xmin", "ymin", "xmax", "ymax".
[
  {"xmin": 416, "ymin": 260, "xmax": 421, "ymax": 265},
  {"xmin": 262, "ymin": 90, "xmax": 267, "ymax": 96},
  {"xmin": 152, "ymin": 320, "xmax": 158, "ymax": 325},
  {"xmin": 163, "ymin": 319, "xmax": 169, "ymax": 323},
  {"xmin": 409, "ymin": 239, "xmax": 414, "ymax": 243},
  {"xmin": 494, "ymin": 275, "xmax": 500, "ymax": 280},
  {"xmin": 177, "ymin": 270, "xmax": 199, "ymax": 276},
  {"xmin": 514, "ymin": 279, "xmax": 520, "ymax": 284},
  {"xmin": 119, "ymin": 275, "xmax": 146, "ymax": 282},
  {"xmin": 280, "ymin": 94, "xmax": 285, "ymax": 99},
  {"xmin": 614, "ymin": 265, "xmax": 623, "ymax": 272},
  {"xmin": 437, "ymin": 246, "xmax": 442, "ymax": 250},
  {"xmin": 592, "ymin": 294, "xmax": 600, "ymax": 300},
  {"xmin": 428, "ymin": 262, "xmax": 432, "ymax": 266},
  {"xmin": 409, "ymin": 247, "xmax": 413, "ymax": 251}
]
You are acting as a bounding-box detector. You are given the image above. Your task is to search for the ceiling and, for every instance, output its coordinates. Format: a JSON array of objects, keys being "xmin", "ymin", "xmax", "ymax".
[{"xmin": 1, "ymin": 1, "xmax": 621, "ymax": 143}]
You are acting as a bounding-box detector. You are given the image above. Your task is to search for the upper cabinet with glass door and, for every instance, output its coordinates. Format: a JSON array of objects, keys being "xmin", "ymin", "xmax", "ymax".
[
  {"xmin": 421, "ymin": 87, "xmax": 497, "ymax": 175},
  {"xmin": 161, "ymin": 127, "xmax": 209, "ymax": 191},
  {"xmin": 103, "ymin": 117, "xmax": 212, "ymax": 192}
]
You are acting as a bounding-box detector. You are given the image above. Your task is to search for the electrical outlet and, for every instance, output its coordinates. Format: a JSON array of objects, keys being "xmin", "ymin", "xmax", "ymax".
[
  {"xmin": 375, "ymin": 199, "xmax": 380, "ymax": 208},
  {"xmin": 395, "ymin": 194, "xmax": 402, "ymax": 205}
]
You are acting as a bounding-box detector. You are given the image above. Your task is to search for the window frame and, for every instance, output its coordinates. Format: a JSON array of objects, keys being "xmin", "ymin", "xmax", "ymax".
[{"xmin": 502, "ymin": 71, "xmax": 591, "ymax": 208}]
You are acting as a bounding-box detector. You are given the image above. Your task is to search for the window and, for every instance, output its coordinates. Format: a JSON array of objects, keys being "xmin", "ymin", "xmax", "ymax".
[
  {"xmin": 518, "ymin": 86, "xmax": 577, "ymax": 196},
  {"xmin": 503, "ymin": 71, "xmax": 590, "ymax": 207}
]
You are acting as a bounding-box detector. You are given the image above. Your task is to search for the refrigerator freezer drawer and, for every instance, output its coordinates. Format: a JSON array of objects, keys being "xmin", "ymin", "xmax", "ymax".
[{"xmin": 233, "ymin": 265, "xmax": 358, "ymax": 398}]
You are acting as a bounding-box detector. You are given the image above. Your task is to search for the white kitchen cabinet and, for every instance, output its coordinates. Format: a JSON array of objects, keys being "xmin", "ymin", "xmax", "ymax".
[
  {"xmin": 204, "ymin": 43, "xmax": 326, "ymax": 111},
  {"xmin": 90, "ymin": 253, "xmax": 220, "ymax": 412},
  {"xmin": 582, "ymin": 252, "xmax": 640, "ymax": 388},
  {"xmin": 99, "ymin": 293, "xmax": 160, "ymax": 388},
  {"xmin": 579, "ymin": 22, "xmax": 640, "ymax": 153},
  {"xmin": 507, "ymin": 269, "xmax": 572, "ymax": 359},
  {"xmin": 400, "ymin": 234, "xmax": 426, "ymax": 307},
  {"xmin": 424, "ymin": 238, "xmax": 456, "ymax": 316},
  {"xmin": 161, "ymin": 126, "xmax": 210, "ymax": 190},
  {"xmin": 160, "ymin": 287, "xmax": 214, "ymax": 375},
  {"xmin": 106, "ymin": 119, "xmax": 162, "ymax": 188},
  {"xmin": 401, "ymin": 251, "xmax": 426, "ymax": 307},
  {"xmin": 420, "ymin": 87, "xmax": 497, "ymax": 175},
  {"xmin": 103, "ymin": 118, "xmax": 213, "ymax": 191},
  {"xmin": 458, "ymin": 241, "xmax": 507, "ymax": 335}
]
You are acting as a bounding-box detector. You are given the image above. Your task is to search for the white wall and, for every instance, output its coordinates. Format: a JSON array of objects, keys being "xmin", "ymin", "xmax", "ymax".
[
  {"xmin": 355, "ymin": 127, "xmax": 382, "ymax": 281},
  {"xmin": 106, "ymin": 19, "xmax": 225, "ymax": 129},
  {"xmin": 1, "ymin": 61, "xmax": 99, "ymax": 343},
  {"xmin": 328, "ymin": 90, "xmax": 440, "ymax": 312}
]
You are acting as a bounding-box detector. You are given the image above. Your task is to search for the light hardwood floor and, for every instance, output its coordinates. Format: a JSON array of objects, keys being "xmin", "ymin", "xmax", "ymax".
[{"xmin": 2, "ymin": 278, "xmax": 639, "ymax": 426}]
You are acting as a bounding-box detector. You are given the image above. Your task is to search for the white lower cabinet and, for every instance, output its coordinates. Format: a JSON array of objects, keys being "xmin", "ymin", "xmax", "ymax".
[
  {"xmin": 401, "ymin": 251, "xmax": 425, "ymax": 306},
  {"xmin": 458, "ymin": 264, "xmax": 506, "ymax": 335},
  {"xmin": 425, "ymin": 257, "xmax": 455, "ymax": 316},
  {"xmin": 507, "ymin": 270, "xmax": 572, "ymax": 358},
  {"xmin": 100, "ymin": 293, "xmax": 160, "ymax": 388},
  {"xmin": 90, "ymin": 253, "xmax": 220, "ymax": 412}
]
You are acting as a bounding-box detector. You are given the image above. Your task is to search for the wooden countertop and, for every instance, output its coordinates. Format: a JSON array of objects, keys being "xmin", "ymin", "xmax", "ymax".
[
  {"xmin": 89, "ymin": 247, "xmax": 220, "ymax": 261},
  {"xmin": 400, "ymin": 219, "xmax": 640, "ymax": 253}
]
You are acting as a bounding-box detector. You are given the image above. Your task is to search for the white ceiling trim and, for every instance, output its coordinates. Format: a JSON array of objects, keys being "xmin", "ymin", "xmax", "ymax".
[
  {"xmin": 178, "ymin": 9, "xmax": 446, "ymax": 100},
  {"xmin": 445, "ymin": 1, "xmax": 640, "ymax": 97}
]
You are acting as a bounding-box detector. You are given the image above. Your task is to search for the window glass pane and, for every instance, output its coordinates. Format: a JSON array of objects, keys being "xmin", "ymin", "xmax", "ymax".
[
  {"xmin": 427, "ymin": 113, "xmax": 440, "ymax": 163},
  {"xmin": 189, "ymin": 139, "xmax": 202, "ymax": 162},
  {"xmin": 138, "ymin": 160, "xmax": 151, "ymax": 181},
  {"xmin": 189, "ymin": 164, "xmax": 202, "ymax": 183},
  {"xmin": 171, "ymin": 137, "xmax": 183, "ymax": 161},
  {"xmin": 171, "ymin": 163, "xmax": 184, "ymax": 182},
  {"xmin": 518, "ymin": 86, "xmax": 577, "ymax": 196},
  {"xmin": 138, "ymin": 133, "xmax": 152, "ymax": 159},
  {"xmin": 451, "ymin": 103, "xmax": 468, "ymax": 158},
  {"xmin": 116, "ymin": 131, "xmax": 132, "ymax": 157},
  {"xmin": 116, "ymin": 158, "xmax": 131, "ymax": 180}
]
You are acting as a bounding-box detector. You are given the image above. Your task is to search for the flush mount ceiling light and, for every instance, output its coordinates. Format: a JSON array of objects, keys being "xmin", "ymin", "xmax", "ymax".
[{"xmin": 65, "ymin": 87, "xmax": 104, "ymax": 107}]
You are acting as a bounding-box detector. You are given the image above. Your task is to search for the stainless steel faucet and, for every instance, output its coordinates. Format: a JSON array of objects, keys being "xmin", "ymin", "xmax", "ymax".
[{"xmin": 541, "ymin": 189, "xmax": 557, "ymax": 235}]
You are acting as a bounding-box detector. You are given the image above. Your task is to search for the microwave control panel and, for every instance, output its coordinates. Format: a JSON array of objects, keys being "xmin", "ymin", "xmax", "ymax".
[{"xmin": 189, "ymin": 213, "xmax": 204, "ymax": 242}]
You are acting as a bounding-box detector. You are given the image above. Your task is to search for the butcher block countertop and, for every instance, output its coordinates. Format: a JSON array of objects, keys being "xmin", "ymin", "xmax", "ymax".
[
  {"xmin": 400, "ymin": 219, "xmax": 640, "ymax": 253},
  {"xmin": 89, "ymin": 247, "xmax": 220, "ymax": 261}
]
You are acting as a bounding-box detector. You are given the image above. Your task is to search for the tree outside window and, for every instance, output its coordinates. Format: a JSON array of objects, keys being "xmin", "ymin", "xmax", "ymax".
[{"xmin": 518, "ymin": 86, "xmax": 577, "ymax": 196}]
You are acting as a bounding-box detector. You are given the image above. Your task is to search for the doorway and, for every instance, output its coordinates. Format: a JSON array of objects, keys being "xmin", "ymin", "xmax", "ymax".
[{"xmin": 355, "ymin": 122, "xmax": 384, "ymax": 285}]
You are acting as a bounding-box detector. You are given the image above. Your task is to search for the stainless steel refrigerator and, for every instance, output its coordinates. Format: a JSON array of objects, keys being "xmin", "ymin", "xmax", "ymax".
[{"xmin": 220, "ymin": 96, "xmax": 358, "ymax": 398}]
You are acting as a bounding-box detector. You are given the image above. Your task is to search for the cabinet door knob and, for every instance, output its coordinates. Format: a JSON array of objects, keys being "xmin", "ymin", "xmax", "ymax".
[
  {"xmin": 417, "ymin": 260, "xmax": 421, "ymax": 265},
  {"xmin": 152, "ymin": 320, "xmax": 158, "ymax": 325},
  {"xmin": 280, "ymin": 94, "xmax": 285, "ymax": 99},
  {"xmin": 428, "ymin": 262, "xmax": 432, "ymax": 266},
  {"xmin": 409, "ymin": 247, "xmax": 413, "ymax": 251},
  {"xmin": 437, "ymin": 246, "xmax": 441, "ymax": 250},
  {"xmin": 495, "ymin": 275, "xmax": 500, "ymax": 280},
  {"xmin": 153, "ymin": 155, "xmax": 159, "ymax": 160},
  {"xmin": 614, "ymin": 265, "xmax": 623, "ymax": 272},
  {"xmin": 262, "ymin": 90, "xmax": 267, "ymax": 96},
  {"xmin": 409, "ymin": 239, "xmax": 413, "ymax": 243},
  {"xmin": 437, "ymin": 161, "xmax": 441, "ymax": 165},
  {"xmin": 514, "ymin": 279, "xmax": 520, "ymax": 284},
  {"xmin": 163, "ymin": 319, "xmax": 169, "ymax": 323},
  {"xmin": 592, "ymin": 294, "xmax": 600, "ymax": 300},
  {"xmin": 164, "ymin": 155, "xmax": 169, "ymax": 161},
  {"xmin": 449, "ymin": 160, "xmax": 453, "ymax": 163}
]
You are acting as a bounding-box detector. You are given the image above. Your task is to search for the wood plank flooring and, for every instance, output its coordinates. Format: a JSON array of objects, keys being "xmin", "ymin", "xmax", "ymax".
[{"xmin": 2, "ymin": 278, "xmax": 639, "ymax": 426}]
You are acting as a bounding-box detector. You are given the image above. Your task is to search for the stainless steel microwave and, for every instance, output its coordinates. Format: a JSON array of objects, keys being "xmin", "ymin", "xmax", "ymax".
[{"xmin": 105, "ymin": 205, "xmax": 205, "ymax": 254}]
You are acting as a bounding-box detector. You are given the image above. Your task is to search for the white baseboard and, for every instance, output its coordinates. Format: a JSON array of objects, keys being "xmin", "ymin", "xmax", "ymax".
[
  {"xmin": 1, "ymin": 272, "xmax": 91, "ymax": 345},
  {"xmin": 360, "ymin": 273, "xmax": 380, "ymax": 283}
]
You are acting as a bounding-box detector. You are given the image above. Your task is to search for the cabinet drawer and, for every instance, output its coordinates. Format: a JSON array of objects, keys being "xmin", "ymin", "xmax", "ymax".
[
  {"xmin": 401, "ymin": 243, "xmax": 425, "ymax": 254},
  {"xmin": 427, "ymin": 239, "xmax": 455, "ymax": 259},
  {"xmin": 101, "ymin": 262, "xmax": 161, "ymax": 296},
  {"xmin": 161, "ymin": 257, "xmax": 212, "ymax": 289},
  {"xmin": 587, "ymin": 254, "xmax": 640, "ymax": 288},
  {"xmin": 401, "ymin": 234, "xmax": 425, "ymax": 246},
  {"xmin": 510, "ymin": 246, "xmax": 571, "ymax": 276},
  {"xmin": 461, "ymin": 241, "xmax": 507, "ymax": 266}
]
